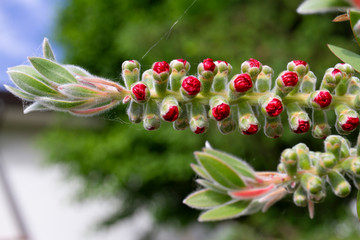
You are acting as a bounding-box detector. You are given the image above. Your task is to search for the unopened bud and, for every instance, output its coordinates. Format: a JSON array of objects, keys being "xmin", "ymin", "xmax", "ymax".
[
  {"xmin": 308, "ymin": 190, "xmax": 326, "ymax": 203},
  {"xmin": 287, "ymin": 103, "xmax": 310, "ymax": 134},
  {"xmin": 260, "ymin": 95, "xmax": 283, "ymax": 118},
  {"xmin": 190, "ymin": 103, "xmax": 208, "ymax": 134},
  {"xmin": 293, "ymin": 143, "xmax": 311, "ymax": 170},
  {"xmin": 152, "ymin": 61, "xmax": 170, "ymax": 81},
  {"xmin": 229, "ymin": 73, "xmax": 253, "ymax": 99},
  {"xmin": 181, "ymin": 76, "xmax": 201, "ymax": 99},
  {"xmin": 143, "ymin": 100, "xmax": 161, "ymax": 131},
  {"xmin": 320, "ymin": 68, "xmax": 343, "ymax": 92},
  {"xmin": 198, "ymin": 58, "xmax": 218, "ymax": 94},
  {"xmin": 281, "ymin": 148, "xmax": 298, "ymax": 177},
  {"xmin": 334, "ymin": 63, "xmax": 354, "ymax": 79},
  {"xmin": 169, "ymin": 59, "xmax": 190, "ymax": 91},
  {"xmin": 301, "ymin": 173, "xmax": 323, "ymax": 195},
  {"xmin": 173, "ymin": 103, "xmax": 189, "ymax": 130},
  {"xmin": 141, "ymin": 69, "xmax": 154, "ymax": 89},
  {"xmin": 213, "ymin": 60, "xmax": 231, "ymax": 92},
  {"xmin": 127, "ymin": 100, "xmax": 143, "ymax": 123},
  {"xmin": 264, "ymin": 116, "xmax": 283, "ymax": 138},
  {"xmin": 300, "ymin": 71, "xmax": 316, "ymax": 93},
  {"xmin": 161, "ymin": 96, "xmax": 179, "ymax": 122},
  {"xmin": 335, "ymin": 104, "xmax": 359, "ymax": 133},
  {"xmin": 130, "ymin": 82, "xmax": 150, "ymax": 103},
  {"xmin": 237, "ymin": 102, "xmax": 259, "ymax": 135},
  {"xmin": 327, "ymin": 170, "xmax": 351, "ymax": 198},
  {"xmin": 324, "ymin": 135, "xmax": 342, "ymax": 162},
  {"xmin": 241, "ymin": 58, "xmax": 262, "ymax": 79},
  {"xmin": 287, "ymin": 60, "xmax": 309, "ymax": 77},
  {"xmin": 256, "ymin": 65, "xmax": 273, "ymax": 92},
  {"xmin": 293, "ymin": 186, "xmax": 308, "ymax": 207},
  {"xmin": 122, "ymin": 60, "xmax": 140, "ymax": 89},
  {"xmin": 209, "ymin": 96, "xmax": 230, "ymax": 121},
  {"xmin": 217, "ymin": 115, "xmax": 236, "ymax": 135},
  {"xmin": 309, "ymin": 90, "xmax": 332, "ymax": 109}
]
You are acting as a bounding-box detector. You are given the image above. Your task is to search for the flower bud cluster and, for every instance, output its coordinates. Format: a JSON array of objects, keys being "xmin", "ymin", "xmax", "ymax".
[
  {"xmin": 4, "ymin": 39, "xmax": 360, "ymax": 137},
  {"xmin": 185, "ymin": 134, "xmax": 360, "ymax": 221}
]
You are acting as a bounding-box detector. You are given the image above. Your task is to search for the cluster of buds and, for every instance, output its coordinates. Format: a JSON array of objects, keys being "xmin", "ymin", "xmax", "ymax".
[
  {"xmin": 184, "ymin": 134, "xmax": 360, "ymax": 221},
  {"xmin": 4, "ymin": 39, "xmax": 360, "ymax": 138}
]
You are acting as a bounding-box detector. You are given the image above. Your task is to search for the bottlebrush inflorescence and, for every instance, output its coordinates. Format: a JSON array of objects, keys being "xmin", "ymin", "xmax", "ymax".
[
  {"xmin": 184, "ymin": 135, "xmax": 360, "ymax": 221},
  {"xmin": 4, "ymin": 39, "xmax": 360, "ymax": 139}
]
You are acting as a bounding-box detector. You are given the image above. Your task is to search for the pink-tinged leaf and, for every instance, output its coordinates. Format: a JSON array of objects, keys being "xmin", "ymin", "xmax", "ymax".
[
  {"xmin": 58, "ymin": 84, "xmax": 108, "ymax": 99},
  {"xmin": 122, "ymin": 95, "xmax": 131, "ymax": 104},
  {"xmin": 308, "ymin": 200, "xmax": 315, "ymax": 219},
  {"xmin": 70, "ymin": 100, "xmax": 119, "ymax": 116},
  {"xmin": 76, "ymin": 76, "xmax": 126, "ymax": 93},
  {"xmin": 229, "ymin": 184, "xmax": 275, "ymax": 199}
]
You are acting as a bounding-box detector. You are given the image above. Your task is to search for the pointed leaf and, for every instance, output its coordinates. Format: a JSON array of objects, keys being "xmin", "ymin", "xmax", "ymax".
[
  {"xmin": 183, "ymin": 189, "xmax": 232, "ymax": 209},
  {"xmin": 36, "ymin": 97, "xmax": 90, "ymax": 110},
  {"xmin": 42, "ymin": 38, "xmax": 56, "ymax": 61},
  {"xmin": 229, "ymin": 184, "xmax": 275, "ymax": 199},
  {"xmin": 4, "ymin": 84, "xmax": 35, "ymax": 101},
  {"xmin": 70, "ymin": 99, "xmax": 119, "ymax": 116},
  {"xmin": 328, "ymin": 44, "xmax": 360, "ymax": 72},
  {"xmin": 24, "ymin": 102, "xmax": 49, "ymax": 114},
  {"xmin": 195, "ymin": 152, "xmax": 245, "ymax": 189},
  {"xmin": 297, "ymin": 0, "xmax": 350, "ymax": 14},
  {"xmin": 65, "ymin": 65, "xmax": 92, "ymax": 77},
  {"xmin": 8, "ymin": 65, "xmax": 53, "ymax": 86},
  {"xmin": 191, "ymin": 163, "xmax": 210, "ymax": 180},
  {"xmin": 58, "ymin": 84, "xmax": 108, "ymax": 99},
  {"xmin": 198, "ymin": 200, "xmax": 251, "ymax": 222},
  {"xmin": 7, "ymin": 71, "xmax": 58, "ymax": 97},
  {"xmin": 203, "ymin": 148, "xmax": 256, "ymax": 180},
  {"xmin": 29, "ymin": 57, "xmax": 77, "ymax": 84},
  {"xmin": 196, "ymin": 179, "xmax": 228, "ymax": 194}
]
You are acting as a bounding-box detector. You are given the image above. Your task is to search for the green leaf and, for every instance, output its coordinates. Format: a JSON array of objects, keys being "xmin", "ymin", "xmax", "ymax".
[
  {"xmin": 196, "ymin": 179, "xmax": 228, "ymax": 194},
  {"xmin": 8, "ymin": 65, "xmax": 53, "ymax": 86},
  {"xmin": 328, "ymin": 44, "xmax": 360, "ymax": 72},
  {"xmin": 195, "ymin": 152, "xmax": 245, "ymax": 189},
  {"xmin": 58, "ymin": 84, "xmax": 107, "ymax": 99},
  {"xmin": 203, "ymin": 148, "xmax": 256, "ymax": 180},
  {"xmin": 7, "ymin": 71, "xmax": 59, "ymax": 97},
  {"xmin": 297, "ymin": 0, "xmax": 351, "ymax": 14},
  {"xmin": 42, "ymin": 38, "xmax": 56, "ymax": 61},
  {"xmin": 198, "ymin": 200, "xmax": 251, "ymax": 222},
  {"xmin": 350, "ymin": 10, "xmax": 360, "ymax": 47},
  {"xmin": 183, "ymin": 189, "xmax": 232, "ymax": 209},
  {"xmin": 24, "ymin": 102, "xmax": 49, "ymax": 114},
  {"xmin": 65, "ymin": 65, "xmax": 92, "ymax": 77},
  {"xmin": 191, "ymin": 163, "xmax": 210, "ymax": 180},
  {"xmin": 36, "ymin": 97, "xmax": 90, "ymax": 110},
  {"xmin": 29, "ymin": 57, "xmax": 78, "ymax": 84},
  {"xmin": 357, "ymin": 190, "xmax": 360, "ymax": 221},
  {"xmin": 4, "ymin": 84, "xmax": 35, "ymax": 101}
]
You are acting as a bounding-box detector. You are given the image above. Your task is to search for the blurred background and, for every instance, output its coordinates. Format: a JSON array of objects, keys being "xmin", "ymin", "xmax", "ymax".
[{"xmin": 1, "ymin": 0, "xmax": 360, "ymax": 239}]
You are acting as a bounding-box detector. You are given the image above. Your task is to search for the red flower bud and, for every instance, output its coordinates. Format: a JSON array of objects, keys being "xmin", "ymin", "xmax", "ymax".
[
  {"xmin": 341, "ymin": 117, "xmax": 359, "ymax": 131},
  {"xmin": 131, "ymin": 83, "xmax": 148, "ymax": 101},
  {"xmin": 177, "ymin": 59, "xmax": 187, "ymax": 65},
  {"xmin": 294, "ymin": 120, "xmax": 310, "ymax": 134},
  {"xmin": 313, "ymin": 91, "xmax": 332, "ymax": 108},
  {"xmin": 162, "ymin": 106, "xmax": 179, "ymax": 122},
  {"xmin": 332, "ymin": 68, "xmax": 342, "ymax": 76},
  {"xmin": 248, "ymin": 58, "xmax": 261, "ymax": 68},
  {"xmin": 153, "ymin": 61, "xmax": 170, "ymax": 74},
  {"xmin": 215, "ymin": 60, "xmax": 228, "ymax": 65},
  {"xmin": 182, "ymin": 76, "xmax": 201, "ymax": 95},
  {"xmin": 202, "ymin": 58, "xmax": 216, "ymax": 71},
  {"xmin": 234, "ymin": 73, "xmax": 252, "ymax": 92},
  {"xmin": 212, "ymin": 103, "xmax": 230, "ymax": 121},
  {"xmin": 242, "ymin": 124, "xmax": 259, "ymax": 135},
  {"xmin": 281, "ymin": 71, "xmax": 298, "ymax": 87},
  {"xmin": 194, "ymin": 127, "xmax": 206, "ymax": 134},
  {"xmin": 293, "ymin": 60, "xmax": 307, "ymax": 66},
  {"xmin": 265, "ymin": 98, "xmax": 283, "ymax": 117}
]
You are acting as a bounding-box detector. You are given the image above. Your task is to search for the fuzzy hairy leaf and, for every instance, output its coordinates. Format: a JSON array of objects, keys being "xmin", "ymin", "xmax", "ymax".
[
  {"xmin": 328, "ymin": 44, "xmax": 360, "ymax": 72},
  {"xmin": 195, "ymin": 152, "xmax": 245, "ymax": 189},
  {"xmin": 58, "ymin": 84, "xmax": 107, "ymax": 99},
  {"xmin": 191, "ymin": 163, "xmax": 210, "ymax": 180},
  {"xmin": 7, "ymin": 71, "xmax": 58, "ymax": 97},
  {"xmin": 183, "ymin": 189, "xmax": 232, "ymax": 209},
  {"xmin": 65, "ymin": 65, "xmax": 92, "ymax": 77},
  {"xmin": 8, "ymin": 65, "xmax": 53, "ymax": 86},
  {"xmin": 4, "ymin": 84, "xmax": 35, "ymax": 101},
  {"xmin": 24, "ymin": 102, "xmax": 49, "ymax": 114},
  {"xmin": 36, "ymin": 97, "xmax": 90, "ymax": 110},
  {"xmin": 29, "ymin": 57, "xmax": 78, "ymax": 84},
  {"xmin": 196, "ymin": 179, "xmax": 228, "ymax": 194},
  {"xmin": 42, "ymin": 38, "xmax": 56, "ymax": 61},
  {"xmin": 203, "ymin": 148, "xmax": 256, "ymax": 180},
  {"xmin": 198, "ymin": 200, "xmax": 251, "ymax": 222},
  {"xmin": 297, "ymin": 0, "xmax": 351, "ymax": 14}
]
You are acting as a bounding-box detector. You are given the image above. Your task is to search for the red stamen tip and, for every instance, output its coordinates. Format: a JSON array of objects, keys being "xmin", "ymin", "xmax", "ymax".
[
  {"xmin": 202, "ymin": 58, "xmax": 216, "ymax": 71},
  {"xmin": 314, "ymin": 91, "xmax": 332, "ymax": 108},
  {"xmin": 234, "ymin": 73, "xmax": 252, "ymax": 92},
  {"xmin": 265, "ymin": 98, "xmax": 283, "ymax": 117},
  {"xmin": 281, "ymin": 71, "xmax": 298, "ymax": 87},
  {"xmin": 153, "ymin": 61, "xmax": 170, "ymax": 74},
  {"xmin": 342, "ymin": 117, "xmax": 359, "ymax": 131},
  {"xmin": 182, "ymin": 76, "xmax": 201, "ymax": 95},
  {"xmin": 212, "ymin": 103, "xmax": 230, "ymax": 121},
  {"xmin": 242, "ymin": 124, "xmax": 259, "ymax": 135},
  {"xmin": 294, "ymin": 120, "xmax": 310, "ymax": 133},
  {"xmin": 162, "ymin": 106, "xmax": 179, "ymax": 122}
]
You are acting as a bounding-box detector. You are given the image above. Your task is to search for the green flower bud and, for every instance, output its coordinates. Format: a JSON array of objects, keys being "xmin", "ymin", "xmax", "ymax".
[
  {"xmin": 198, "ymin": 58, "xmax": 218, "ymax": 94},
  {"xmin": 209, "ymin": 96, "xmax": 231, "ymax": 121},
  {"xmin": 335, "ymin": 104, "xmax": 359, "ymax": 134},
  {"xmin": 308, "ymin": 90, "xmax": 332, "ymax": 109},
  {"xmin": 287, "ymin": 60, "xmax": 309, "ymax": 78},
  {"xmin": 277, "ymin": 162, "xmax": 286, "ymax": 173},
  {"xmin": 228, "ymin": 73, "xmax": 253, "ymax": 100},
  {"xmin": 255, "ymin": 65, "xmax": 273, "ymax": 92},
  {"xmin": 293, "ymin": 186, "xmax": 308, "ymax": 207},
  {"xmin": 264, "ymin": 116, "xmax": 283, "ymax": 138},
  {"xmin": 122, "ymin": 60, "xmax": 140, "ymax": 89},
  {"xmin": 308, "ymin": 190, "xmax": 326, "ymax": 203},
  {"xmin": 238, "ymin": 102, "xmax": 259, "ymax": 135},
  {"xmin": 260, "ymin": 95, "xmax": 283, "ymax": 118},
  {"xmin": 320, "ymin": 68, "xmax": 343, "ymax": 93},
  {"xmin": 334, "ymin": 63, "xmax": 354, "ymax": 79},
  {"xmin": 348, "ymin": 76, "xmax": 360, "ymax": 95},
  {"xmin": 190, "ymin": 102, "xmax": 208, "ymax": 134},
  {"xmin": 301, "ymin": 173, "xmax": 323, "ymax": 195},
  {"xmin": 241, "ymin": 58, "xmax": 262, "ymax": 79},
  {"xmin": 293, "ymin": 143, "xmax": 311, "ymax": 170},
  {"xmin": 141, "ymin": 69, "xmax": 154, "ymax": 90},
  {"xmin": 130, "ymin": 82, "xmax": 150, "ymax": 104},
  {"xmin": 275, "ymin": 71, "xmax": 299, "ymax": 97},
  {"xmin": 287, "ymin": 103, "xmax": 310, "ymax": 134},
  {"xmin": 316, "ymin": 152, "xmax": 336, "ymax": 176},
  {"xmin": 324, "ymin": 135, "xmax": 342, "ymax": 162},
  {"xmin": 281, "ymin": 148, "xmax": 298, "ymax": 177},
  {"xmin": 143, "ymin": 100, "xmax": 160, "ymax": 131},
  {"xmin": 127, "ymin": 100, "xmax": 143, "ymax": 123},
  {"xmin": 327, "ymin": 170, "xmax": 351, "ymax": 198},
  {"xmin": 300, "ymin": 71, "xmax": 316, "ymax": 93},
  {"xmin": 169, "ymin": 59, "xmax": 190, "ymax": 91},
  {"xmin": 160, "ymin": 96, "xmax": 180, "ymax": 122},
  {"xmin": 173, "ymin": 103, "xmax": 189, "ymax": 131},
  {"xmin": 152, "ymin": 61, "xmax": 170, "ymax": 95},
  {"xmin": 312, "ymin": 109, "xmax": 331, "ymax": 139},
  {"xmin": 212, "ymin": 60, "xmax": 231, "ymax": 92},
  {"xmin": 351, "ymin": 157, "xmax": 360, "ymax": 176},
  {"xmin": 217, "ymin": 114, "xmax": 236, "ymax": 135}
]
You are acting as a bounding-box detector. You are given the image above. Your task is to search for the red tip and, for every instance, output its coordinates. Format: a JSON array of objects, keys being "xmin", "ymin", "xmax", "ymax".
[
  {"xmin": 234, "ymin": 73, "xmax": 252, "ymax": 92},
  {"xmin": 281, "ymin": 71, "xmax": 298, "ymax": 87},
  {"xmin": 342, "ymin": 117, "xmax": 359, "ymax": 131},
  {"xmin": 332, "ymin": 68, "xmax": 342, "ymax": 76},
  {"xmin": 265, "ymin": 98, "xmax": 283, "ymax": 117},
  {"xmin": 132, "ymin": 83, "xmax": 147, "ymax": 101},
  {"xmin": 294, "ymin": 120, "xmax": 310, "ymax": 134},
  {"xmin": 293, "ymin": 60, "xmax": 307, "ymax": 66},
  {"xmin": 202, "ymin": 58, "xmax": 216, "ymax": 71},
  {"xmin": 212, "ymin": 103, "xmax": 230, "ymax": 121},
  {"xmin": 248, "ymin": 58, "xmax": 261, "ymax": 68},
  {"xmin": 182, "ymin": 76, "xmax": 201, "ymax": 95},
  {"xmin": 242, "ymin": 124, "xmax": 258, "ymax": 135},
  {"xmin": 314, "ymin": 91, "xmax": 332, "ymax": 108},
  {"xmin": 153, "ymin": 61, "xmax": 170, "ymax": 74},
  {"xmin": 215, "ymin": 60, "xmax": 228, "ymax": 65},
  {"xmin": 162, "ymin": 106, "xmax": 179, "ymax": 122},
  {"xmin": 177, "ymin": 59, "xmax": 187, "ymax": 65},
  {"xmin": 230, "ymin": 184, "xmax": 275, "ymax": 199},
  {"xmin": 194, "ymin": 127, "xmax": 206, "ymax": 134}
]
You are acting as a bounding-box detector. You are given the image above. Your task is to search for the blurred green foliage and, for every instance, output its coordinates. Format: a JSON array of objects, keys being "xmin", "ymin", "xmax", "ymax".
[{"xmin": 39, "ymin": 0, "xmax": 360, "ymax": 238}]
